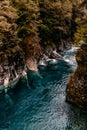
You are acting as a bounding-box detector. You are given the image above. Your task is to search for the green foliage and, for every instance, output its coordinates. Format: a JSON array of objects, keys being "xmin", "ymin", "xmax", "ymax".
[
  {"xmin": 75, "ymin": 20, "xmax": 87, "ymax": 44},
  {"xmin": 0, "ymin": 0, "xmax": 24, "ymax": 64},
  {"xmin": 18, "ymin": 27, "xmax": 36, "ymax": 38},
  {"xmin": 74, "ymin": 1, "xmax": 87, "ymax": 45},
  {"xmin": 0, "ymin": 0, "xmax": 87, "ymax": 64},
  {"xmin": 39, "ymin": 0, "xmax": 73, "ymax": 46},
  {"xmin": 10, "ymin": 0, "xmax": 41, "ymax": 58},
  {"xmin": 39, "ymin": 24, "xmax": 51, "ymax": 44},
  {"xmin": 39, "ymin": 0, "xmax": 87, "ymax": 46}
]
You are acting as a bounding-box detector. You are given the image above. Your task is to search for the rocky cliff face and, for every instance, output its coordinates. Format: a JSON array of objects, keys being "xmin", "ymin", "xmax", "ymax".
[
  {"xmin": 66, "ymin": 43, "xmax": 87, "ymax": 111},
  {"xmin": 0, "ymin": 0, "xmax": 61, "ymax": 87},
  {"xmin": 0, "ymin": 0, "xmax": 25, "ymax": 86}
]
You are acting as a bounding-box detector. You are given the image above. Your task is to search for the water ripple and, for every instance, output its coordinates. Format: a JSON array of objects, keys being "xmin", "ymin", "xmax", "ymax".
[{"xmin": 0, "ymin": 47, "xmax": 87, "ymax": 130}]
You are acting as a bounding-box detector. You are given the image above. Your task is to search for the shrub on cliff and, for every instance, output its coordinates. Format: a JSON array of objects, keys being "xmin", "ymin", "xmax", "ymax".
[
  {"xmin": 39, "ymin": 0, "xmax": 86, "ymax": 48},
  {"xmin": 0, "ymin": 0, "xmax": 24, "ymax": 65},
  {"xmin": 74, "ymin": 4, "xmax": 87, "ymax": 44},
  {"xmin": 11, "ymin": 0, "xmax": 41, "ymax": 59}
]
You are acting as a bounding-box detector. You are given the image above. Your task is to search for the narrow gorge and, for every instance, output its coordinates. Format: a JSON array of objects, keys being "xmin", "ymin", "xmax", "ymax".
[{"xmin": 0, "ymin": 0, "xmax": 87, "ymax": 130}]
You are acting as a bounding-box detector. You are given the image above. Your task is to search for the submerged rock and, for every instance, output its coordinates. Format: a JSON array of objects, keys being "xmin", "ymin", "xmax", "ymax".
[{"xmin": 66, "ymin": 43, "xmax": 87, "ymax": 112}]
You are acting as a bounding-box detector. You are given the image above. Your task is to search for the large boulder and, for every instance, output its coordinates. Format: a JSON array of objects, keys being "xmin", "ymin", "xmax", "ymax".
[{"xmin": 66, "ymin": 43, "xmax": 87, "ymax": 111}]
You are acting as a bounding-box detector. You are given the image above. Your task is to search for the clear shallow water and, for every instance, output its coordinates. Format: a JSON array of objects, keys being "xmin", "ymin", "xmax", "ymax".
[{"xmin": 0, "ymin": 47, "xmax": 87, "ymax": 130}]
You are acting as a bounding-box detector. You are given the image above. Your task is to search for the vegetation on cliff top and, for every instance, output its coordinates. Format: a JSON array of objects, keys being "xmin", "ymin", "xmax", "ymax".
[
  {"xmin": 74, "ymin": 0, "xmax": 87, "ymax": 44},
  {"xmin": 0, "ymin": 0, "xmax": 87, "ymax": 63},
  {"xmin": 11, "ymin": 0, "xmax": 41, "ymax": 60},
  {"xmin": 0, "ymin": 0, "xmax": 24, "ymax": 65}
]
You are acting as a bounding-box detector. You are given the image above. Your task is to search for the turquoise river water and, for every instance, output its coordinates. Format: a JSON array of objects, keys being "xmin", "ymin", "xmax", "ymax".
[{"xmin": 0, "ymin": 47, "xmax": 87, "ymax": 130}]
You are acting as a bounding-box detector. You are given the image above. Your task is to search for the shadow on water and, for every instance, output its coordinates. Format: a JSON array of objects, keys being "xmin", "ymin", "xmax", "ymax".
[{"xmin": 0, "ymin": 47, "xmax": 87, "ymax": 130}]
